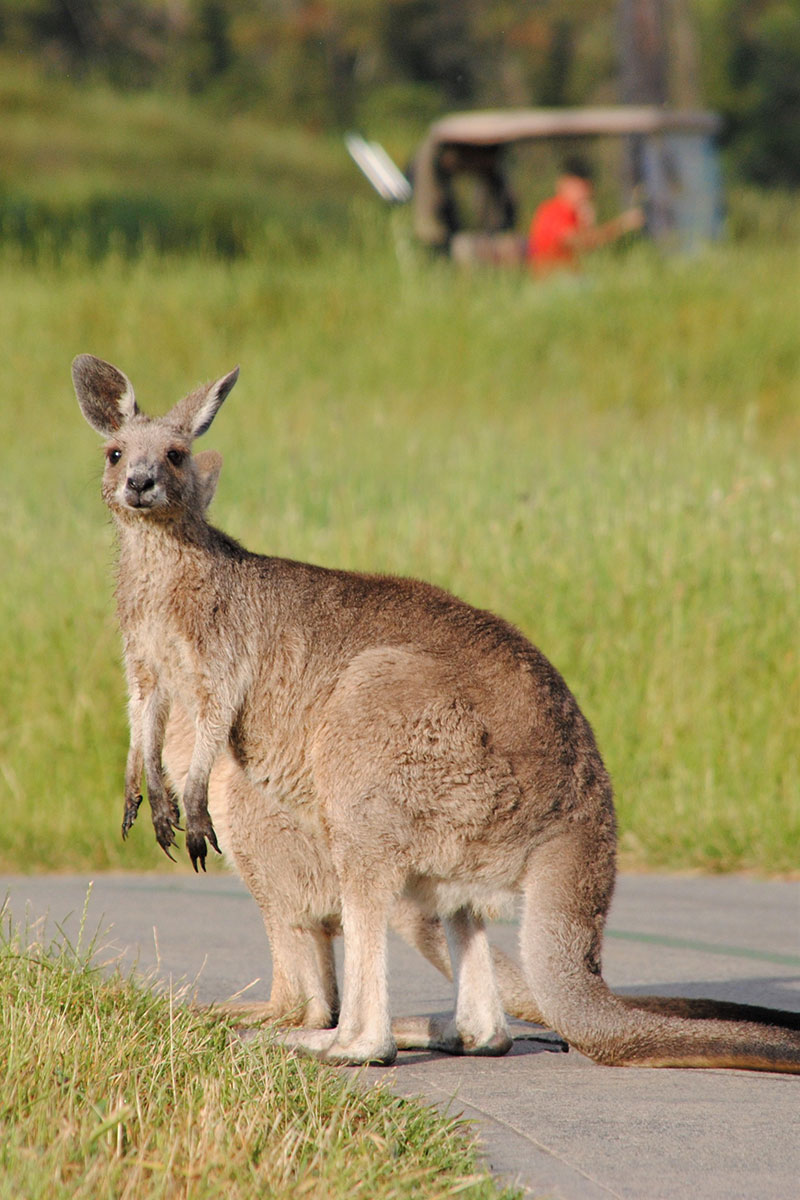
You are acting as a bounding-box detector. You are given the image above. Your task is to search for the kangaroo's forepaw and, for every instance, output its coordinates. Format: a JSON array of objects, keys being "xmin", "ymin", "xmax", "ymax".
[
  {"xmin": 146, "ymin": 782, "xmax": 183, "ymax": 861},
  {"xmin": 186, "ymin": 815, "xmax": 221, "ymax": 873},
  {"xmin": 152, "ymin": 813, "xmax": 180, "ymax": 861},
  {"xmin": 121, "ymin": 793, "xmax": 143, "ymax": 839}
]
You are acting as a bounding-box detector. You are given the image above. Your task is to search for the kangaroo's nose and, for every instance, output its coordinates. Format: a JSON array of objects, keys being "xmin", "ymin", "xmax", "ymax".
[{"xmin": 127, "ymin": 471, "xmax": 155, "ymax": 494}]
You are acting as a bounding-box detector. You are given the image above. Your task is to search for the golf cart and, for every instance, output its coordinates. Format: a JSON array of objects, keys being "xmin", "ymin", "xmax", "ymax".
[{"xmin": 347, "ymin": 106, "xmax": 723, "ymax": 262}]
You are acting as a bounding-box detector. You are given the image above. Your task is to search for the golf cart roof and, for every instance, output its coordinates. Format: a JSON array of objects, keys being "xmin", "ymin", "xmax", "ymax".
[{"xmin": 425, "ymin": 106, "xmax": 721, "ymax": 146}]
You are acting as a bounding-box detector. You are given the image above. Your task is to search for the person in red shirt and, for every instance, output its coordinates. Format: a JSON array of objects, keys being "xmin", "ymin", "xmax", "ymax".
[{"xmin": 528, "ymin": 156, "xmax": 644, "ymax": 273}]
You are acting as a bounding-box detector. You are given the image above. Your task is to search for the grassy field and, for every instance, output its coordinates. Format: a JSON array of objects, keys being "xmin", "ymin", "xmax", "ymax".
[
  {"xmin": 2, "ymin": 232, "xmax": 798, "ymax": 877},
  {"xmin": 0, "ymin": 898, "xmax": 517, "ymax": 1199},
  {"xmin": 1, "ymin": 62, "xmax": 798, "ymax": 879}
]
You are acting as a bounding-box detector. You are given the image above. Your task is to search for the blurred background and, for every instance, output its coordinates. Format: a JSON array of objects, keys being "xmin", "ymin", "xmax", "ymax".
[
  {"xmin": 0, "ymin": 1, "xmax": 798, "ymax": 877},
  {"xmin": 0, "ymin": 0, "xmax": 799, "ymax": 253}
]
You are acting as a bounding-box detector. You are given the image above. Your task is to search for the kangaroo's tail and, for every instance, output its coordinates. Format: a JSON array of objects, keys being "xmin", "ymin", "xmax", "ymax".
[{"xmin": 516, "ymin": 830, "xmax": 800, "ymax": 1072}]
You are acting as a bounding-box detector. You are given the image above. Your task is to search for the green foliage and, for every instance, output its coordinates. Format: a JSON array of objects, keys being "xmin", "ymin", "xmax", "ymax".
[
  {"xmin": 0, "ymin": 193, "xmax": 249, "ymax": 260},
  {"xmin": 0, "ymin": 903, "xmax": 518, "ymax": 1198},
  {"xmin": 3, "ymin": 2, "xmax": 800, "ymax": 182},
  {"xmin": 726, "ymin": 2, "xmax": 800, "ymax": 185}
]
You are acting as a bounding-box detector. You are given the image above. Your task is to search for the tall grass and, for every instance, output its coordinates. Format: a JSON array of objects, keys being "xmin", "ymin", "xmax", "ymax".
[
  {"xmin": 1, "ymin": 226, "xmax": 798, "ymax": 876},
  {"xmin": 0, "ymin": 899, "xmax": 517, "ymax": 1199}
]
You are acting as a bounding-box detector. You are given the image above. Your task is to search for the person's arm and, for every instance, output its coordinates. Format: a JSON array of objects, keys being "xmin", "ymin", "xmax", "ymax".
[{"xmin": 567, "ymin": 206, "xmax": 645, "ymax": 252}]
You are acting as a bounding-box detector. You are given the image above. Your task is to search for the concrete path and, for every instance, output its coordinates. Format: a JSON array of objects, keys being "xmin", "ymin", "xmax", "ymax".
[{"xmin": 3, "ymin": 871, "xmax": 799, "ymax": 1199}]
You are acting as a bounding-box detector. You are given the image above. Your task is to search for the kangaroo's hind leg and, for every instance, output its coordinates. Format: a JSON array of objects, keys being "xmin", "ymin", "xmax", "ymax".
[
  {"xmin": 282, "ymin": 871, "xmax": 400, "ymax": 1066},
  {"xmin": 393, "ymin": 907, "xmax": 513, "ymax": 1056}
]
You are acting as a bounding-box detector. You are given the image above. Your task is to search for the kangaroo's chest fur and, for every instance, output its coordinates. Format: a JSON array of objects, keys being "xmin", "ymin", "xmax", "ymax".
[{"xmin": 118, "ymin": 524, "xmax": 255, "ymax": 708}]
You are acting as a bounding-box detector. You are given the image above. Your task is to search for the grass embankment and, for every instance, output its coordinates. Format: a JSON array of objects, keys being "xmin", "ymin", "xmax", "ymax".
[
  {"xmin": 0, "ymin": 900, "xmax": 515, "ymax": 1199},
  {"xmin": 0, "ymin": 64, "xmax": 798, "ymax": 876},
  {"xmin": 0, "ymin": 57, "xmax": 356, "ymax": 259}
]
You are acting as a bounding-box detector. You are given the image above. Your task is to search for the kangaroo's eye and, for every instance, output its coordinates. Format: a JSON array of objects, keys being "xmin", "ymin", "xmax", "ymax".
[
  {"xmin": 167, "ymin": 449, "xmax": 185, "ymax": 467},
  {"xmin": 107, "ymin": 448, "xmax": 122, "ymax": 466}
]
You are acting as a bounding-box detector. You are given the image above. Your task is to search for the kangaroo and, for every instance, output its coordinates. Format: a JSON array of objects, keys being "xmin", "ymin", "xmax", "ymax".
[
  {"xmin": 163, "ymin": 704, "xmax": 800, "ymax": 1050},
  {"xmin": 102, "ymin": 404, "xmax": 547, "ymax": 1043},
  {"xmin": 74, "ymin": 353, "xmax": 800, "ymax": 1071},
  {"xmin": 154, "ymin": 467, "xmax": 547, "ymax": 1038}
]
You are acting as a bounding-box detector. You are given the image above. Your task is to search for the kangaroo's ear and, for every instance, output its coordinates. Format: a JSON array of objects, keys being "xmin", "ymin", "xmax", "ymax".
[
  {"xmin": 194, "ymin": 450, "xmax": 223, "ymax": 513},
  {"xmin": 72, "ymin": 354, "xmax": 138, "ymax": 435},
  {"xmin": 170, "ymin": 367, "xmax": 239, "ymax": 440}
]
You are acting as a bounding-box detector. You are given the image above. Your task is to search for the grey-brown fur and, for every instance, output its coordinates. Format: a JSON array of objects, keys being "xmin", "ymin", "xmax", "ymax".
[
  {"xmin": 163, "ymin": 701, "xmax": 550, "ymax": 1040},
  {"xmin": 74, "ymin": 353, "xmax": 800, "ymax": 1071}
]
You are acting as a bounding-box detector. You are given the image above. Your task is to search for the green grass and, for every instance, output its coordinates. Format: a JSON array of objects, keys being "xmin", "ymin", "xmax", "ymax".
[
  {"xmin": 0, "ymin": 66, "xmax": 799, "ymax": 876},
  {"xmin": 0, "ymin": 57, "xmax": 356, "ymax": 260},
  {"xmin": 0, "ymin": 897, "xmax": 517, "ymax": 1199}
]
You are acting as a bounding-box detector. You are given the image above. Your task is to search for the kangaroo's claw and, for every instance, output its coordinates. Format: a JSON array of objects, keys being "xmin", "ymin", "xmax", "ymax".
[
  {"xmin": 187, "ymin": 831, "xmax": 207, "ymax": 873},
  {"xmin": 185, "ymin": 814, "xmax": 221, "ymax": 873},
  {"xmin": 152, "ymin": 812, "xmax": 179, "ymax": 855},
  {"xmin": 121, "ymin": 793, "xmax": 143, "ymax": 839}
]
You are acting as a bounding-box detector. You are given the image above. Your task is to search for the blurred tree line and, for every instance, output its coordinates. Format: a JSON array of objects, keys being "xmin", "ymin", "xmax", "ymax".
[{"xmin": 1, "ymin": 0, "xmax": 798, "ymax": 184}]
